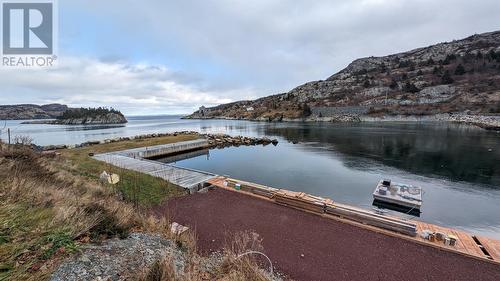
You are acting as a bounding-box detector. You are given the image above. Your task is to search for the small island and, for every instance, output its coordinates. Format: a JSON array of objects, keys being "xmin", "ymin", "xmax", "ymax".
[{"xmin": 22, "ymin": 107, "xmax": 128, "ymax": 125}]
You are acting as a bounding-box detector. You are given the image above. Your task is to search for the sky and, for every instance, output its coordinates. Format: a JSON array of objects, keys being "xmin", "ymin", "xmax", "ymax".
[{"xmin": 1, "ymin": 0, "xmax": 499, "ymax": 115}]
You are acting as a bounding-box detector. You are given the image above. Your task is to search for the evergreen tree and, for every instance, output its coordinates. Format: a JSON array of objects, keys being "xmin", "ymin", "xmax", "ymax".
[
  {"xmin": 454, "ymin": 64, "xmax": 466, "ymax": 75},
  {"xmin": 403, "ymin": 82, "xmax": 419, "ymax": 93},
  {"xmin": 389, "ymin": 79, "xmax": 398, "ymax": 89},
  {"xmin": 441, "ymin": 70, "xmax": 454, "ymax": 84},
  {"xmin": 58, "ymin": 107, "xmax": 122, "ymax": 120}
]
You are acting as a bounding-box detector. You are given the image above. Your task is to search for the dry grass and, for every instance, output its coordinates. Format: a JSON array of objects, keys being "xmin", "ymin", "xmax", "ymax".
[
  {"xmin": 140, "ymin": 231, "xmax": 275, "ymax": 281},
  {"xmin": 0, "ymin": 143, "xmax": 182, "ymax": 280},
  {"xmin": 218, "ymin": 231, "xmax": 272, "ymax": 281}
]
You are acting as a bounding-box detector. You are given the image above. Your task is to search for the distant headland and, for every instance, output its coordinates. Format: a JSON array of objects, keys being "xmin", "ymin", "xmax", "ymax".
[
  {"xmin": 0, "ymin": 104, "xmax": 127, "ymax": 125},
  {"xmin": 21, "ymin": 107, "xmax": 128, "ymax": 125}
]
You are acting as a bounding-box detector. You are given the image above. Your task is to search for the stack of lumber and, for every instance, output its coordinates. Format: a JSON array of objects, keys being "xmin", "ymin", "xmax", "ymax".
[
  {"xmin": 225, "ymin": 179, "xmax": 278, "ymax": 198},
  {"xmin": 325, "ymin": 203, "xmax": 417, "ymax": 236},
  {"xmin": 274, "ymin": 190, "xmax": 333, "ymax": 214}
]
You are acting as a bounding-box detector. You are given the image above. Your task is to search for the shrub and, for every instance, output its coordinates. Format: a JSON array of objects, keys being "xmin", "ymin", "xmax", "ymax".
[
  {"xmin": 389, "ymin": 79, "xmax": 398, "ymax": 89},
  {"xmin": 488, "ymin": 49, "xmax": 497, "ymax": 61},
  {"xmin": 454, "ymin": 64, "xmax": 466, "ymax": 75},
  {"xmin": 403, "ymin": 82, "xmax": 420, "ymax": 93},
  {"xmin": 443, "ymin": 54, "xmax": 457, "ymax": 65},
  {"xmin": 398, "ymin": 60, "xmax": 413, "ymax": 68},
  {"xmin": 302, "ymin": 104, "xmax": 312, "ymax": 117},
  {"xmin": 441, "ymin": 70, "xmax": 454, "ymax": 84},
  {"xmin": 13, "ymin": 135, "xmax": 33, "ymax": 146}
]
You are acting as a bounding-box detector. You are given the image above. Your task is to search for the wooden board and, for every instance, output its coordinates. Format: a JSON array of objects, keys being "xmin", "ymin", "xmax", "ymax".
[
  {"xmin": 477, "ymin": 235, "xmax": 500, "ymax": 261},
  {"xmin": 415, "ymin": 222, "xmax": 489, "ymax": 259}
]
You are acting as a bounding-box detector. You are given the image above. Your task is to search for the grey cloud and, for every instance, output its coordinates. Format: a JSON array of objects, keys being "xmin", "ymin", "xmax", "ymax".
[
  {"xmin": 0, "ymin": 57, "xmax": 237, "ymax": 115},
  {"xmin": 3, "ymin": 0, "xmax": 500, "ymax": 114},
  {"xmin": 67, "ymin": 0, "xmax": 500, "ymax": 94}
]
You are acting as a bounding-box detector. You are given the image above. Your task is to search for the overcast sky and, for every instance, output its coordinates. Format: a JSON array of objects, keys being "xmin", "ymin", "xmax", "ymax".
[{"xmin": 1, "ymin": 0, "xmax": 499, "ymax": 115}]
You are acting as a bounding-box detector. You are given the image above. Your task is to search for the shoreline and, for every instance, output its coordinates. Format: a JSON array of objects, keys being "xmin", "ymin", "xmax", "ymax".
[
  {"xmin": 21, "ymin": 119, "xmax": 127, "ymax": 125},
  {"xmin": 183, "ymin": 114, "xmax": 500, "ymax": 131}
]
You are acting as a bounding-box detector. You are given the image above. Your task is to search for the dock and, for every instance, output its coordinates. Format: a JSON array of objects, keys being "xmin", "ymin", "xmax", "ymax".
[
  {"xmin": 91, "ymin": 139, "xmax": 500, "ymax": 265},
  {"xmin": 114, "ymin": 139, "xmax": 210, "ymax": 159},
  {"xmin": 208, "ymin": 176, "xmax": 500, "ymax": 264},
  {"xmin": 92, "ymin": 139, "xmax": 216, "ymax": 192}
]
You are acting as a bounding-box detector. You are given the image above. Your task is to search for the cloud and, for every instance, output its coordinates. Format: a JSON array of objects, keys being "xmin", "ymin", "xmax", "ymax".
[
  {"xmin": 65, "ymin": 0, "xmax": 500, "ymax": 93},
  {"xmin": 0, "ymin": 57, "xmax": 251, "ymax": 115},
  {"xmin": 3, "ymin": 1, "xmax": 500, "ymax": 113}
]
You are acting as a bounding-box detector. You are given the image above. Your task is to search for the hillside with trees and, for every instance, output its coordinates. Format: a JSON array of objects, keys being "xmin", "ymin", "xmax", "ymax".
[{"xmin": 187, "ymin": 31, "xmax": 500, "ymax": 129}]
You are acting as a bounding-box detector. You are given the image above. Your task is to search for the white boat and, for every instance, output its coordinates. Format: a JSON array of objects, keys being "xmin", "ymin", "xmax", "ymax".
[{"xmin": 373, "ymin": 180, "xmax": 422, "ymax": 211}]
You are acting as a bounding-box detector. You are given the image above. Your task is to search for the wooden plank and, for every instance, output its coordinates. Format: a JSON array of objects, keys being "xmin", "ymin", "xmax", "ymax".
[{"xmin": 477, "ymin": 236, "xmax": 500, "ymax": 261}]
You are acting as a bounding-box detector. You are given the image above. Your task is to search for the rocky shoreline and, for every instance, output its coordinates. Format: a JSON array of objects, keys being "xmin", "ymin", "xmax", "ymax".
[
  {"xmin": 22, "ymin": 113, "xmax": 128, "ymax": 125},
  {"xmin": 37, "ymin": 131, "xmax": 279, "ymax": 151},
  {"xmin": 185, "ymin": 114, "xmax": 500, "ymax": 131},
  {"xmin": 204, "ymin": 133, "xmax": 278, "ymax": 148}
]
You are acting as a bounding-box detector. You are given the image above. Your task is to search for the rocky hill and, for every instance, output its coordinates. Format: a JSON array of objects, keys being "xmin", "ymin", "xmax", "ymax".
[
  {"xmin": 0, "ymin": 104, "xmax": 68, "ymax": 120},
  {"xmin": 55, "ymin": 107, "xmax": 127, "ymax": 125},
  {"xmin": 21, "ymin": 107, "xmax": 128, "ymax": 125},
  {"xmin": 187, "ymin": 31, "xmax": 500, "ymax": 128}
]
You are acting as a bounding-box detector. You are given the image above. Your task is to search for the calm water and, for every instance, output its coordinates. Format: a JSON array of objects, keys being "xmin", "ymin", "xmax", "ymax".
[{"xmin": 1, "ymin": 116, "xmax": 499, "ymax": 238}]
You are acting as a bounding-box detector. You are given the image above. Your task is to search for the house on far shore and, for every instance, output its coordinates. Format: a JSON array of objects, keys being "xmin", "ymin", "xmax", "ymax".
[{"xmin": 246, "ymin": 106, "xmax": 254, "ymax": 112}]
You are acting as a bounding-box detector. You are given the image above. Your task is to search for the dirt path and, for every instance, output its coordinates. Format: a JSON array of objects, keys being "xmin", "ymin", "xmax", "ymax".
[{"xmin": 154, "ymin": 188, "xmax": 500, "ymax": 281}]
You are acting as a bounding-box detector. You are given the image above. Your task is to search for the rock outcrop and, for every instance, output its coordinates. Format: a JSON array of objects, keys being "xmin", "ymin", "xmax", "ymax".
[
  {"xmin": 50, "ymin": 233, "xmax": 185, "ymax": 281},
  {"xmin": 22, "ymin": 109, "xmax": 128, "ymax": 125},
  {"xmin": 53, "ymin": 112, "xmax": 128, "ymax": 125},
  {"xmin": 187, "ymin": 31, "xmax": 500, "ymax": 129}
]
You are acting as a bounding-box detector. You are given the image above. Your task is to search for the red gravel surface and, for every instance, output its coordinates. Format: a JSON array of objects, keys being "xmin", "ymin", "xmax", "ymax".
[{"xmin": 154, "ymin": 188, "xmax": 500, "ymax": 281}]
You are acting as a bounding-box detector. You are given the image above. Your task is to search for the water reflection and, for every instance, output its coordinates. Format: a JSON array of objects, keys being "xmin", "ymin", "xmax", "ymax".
[
  {"xmin": 261, "ymin": 122, "xmax": 500, "ymax": 188},
  {"xmin": 63, "ymin": 124, "xmax": 126, "ymax": 131}
]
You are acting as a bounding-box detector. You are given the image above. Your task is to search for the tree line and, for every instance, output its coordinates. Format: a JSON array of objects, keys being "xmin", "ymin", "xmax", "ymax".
[{"xmin": 58, "ymin": 107, "xmax": 122, "ymax": 119}]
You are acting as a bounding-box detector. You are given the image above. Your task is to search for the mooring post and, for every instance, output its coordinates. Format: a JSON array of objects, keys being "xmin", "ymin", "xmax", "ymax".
[{"xmin": 7, "ymin": 128, "xmax": 10, "ymax": 145}]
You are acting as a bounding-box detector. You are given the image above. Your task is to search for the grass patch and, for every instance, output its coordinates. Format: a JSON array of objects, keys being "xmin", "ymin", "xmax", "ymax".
[
  {"xmin": 0, "ymin": 144, "xmax": 152, "ymax": 280},
  {"xmin": 41, "ymin": 232, "xmax": 78, "ymax": 260},
  {"xmin": 60, "ymin": 134, "xmax": 199, "ymax": 207},
  {"xmin": 0, "ymin": 202, "xmax": 77, "ymax": 281}
]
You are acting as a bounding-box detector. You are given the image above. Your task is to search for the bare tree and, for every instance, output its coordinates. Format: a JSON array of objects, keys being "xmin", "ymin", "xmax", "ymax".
[{"xmin": 13, "ymin": 135, "xmax": 33, "ymax": 146}]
